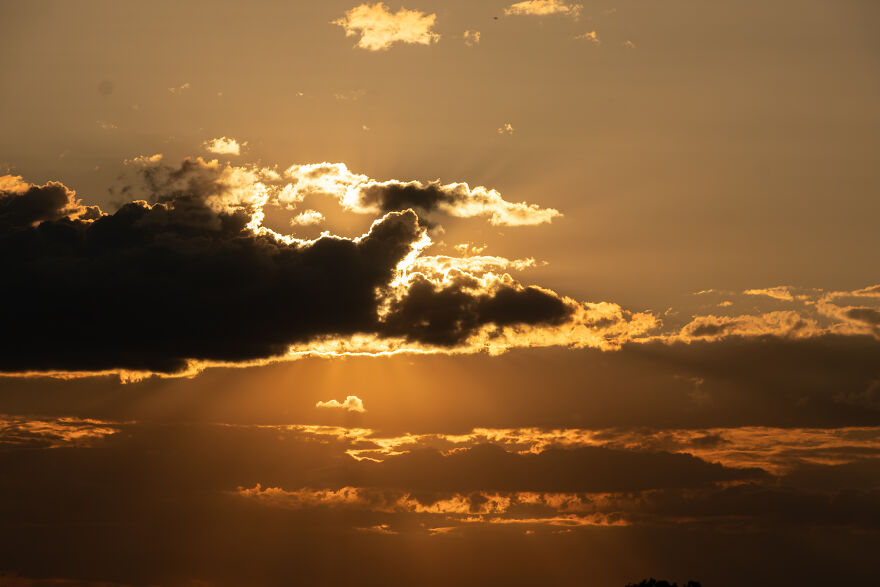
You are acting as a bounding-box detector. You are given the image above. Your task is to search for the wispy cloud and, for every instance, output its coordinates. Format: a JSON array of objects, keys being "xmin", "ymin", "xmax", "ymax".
[
  {"xmin": 168, "ymin": 82, "xmax": 190, "ymax": 94},
  {"xmin": 497, "ymin": 123, "xmax": 515, "ymax": 135},
  {"xmin": 504, "ymin": 0, "xmax": 582, "ymax": 19},
  {"xmin": 575, "ymin": 30, "xmax": 600, "ymax": 45},
  {"xmin": 316, "ymin": 395, "xmax": 366, "ymax": 412}
]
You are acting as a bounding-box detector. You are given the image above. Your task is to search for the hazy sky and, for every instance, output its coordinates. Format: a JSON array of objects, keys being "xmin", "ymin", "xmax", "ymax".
[{"xmin": 0, "ymin": 1, "xmax": 878, "ymax": 586}]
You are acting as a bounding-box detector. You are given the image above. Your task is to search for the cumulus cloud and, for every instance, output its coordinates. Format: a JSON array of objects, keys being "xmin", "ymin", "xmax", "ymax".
[
  {"xmin": 203, "ymin": 136, "xmax": 246, "ymax": 155},
  {"xmin": 0, "ymin": 161, "xmax": 638, "ymax": 377},
  {"xmin": 333, "ymin": 3, "xmax": 440, "ymax": 51},
  {"xmin": 504, "ymin": 0, "xmax": 582, "ymax": 19},
  {"xmin": 8, "ymin": 155, "xmax": 875, "ymax": 380},
  {"xmin": 0, "ymin": 176, "xmax": 101, "ymax": 229},
  {"xmin": 316, "ymin": 395, "xmax": 366, "ymax": 412},
  {"xmin": 290, "ymin": 209, "xmax": 324, "ymax": 226},
  {"xmin": 464, "ymin": 30, "xmax": 481, "ymax": 46}
]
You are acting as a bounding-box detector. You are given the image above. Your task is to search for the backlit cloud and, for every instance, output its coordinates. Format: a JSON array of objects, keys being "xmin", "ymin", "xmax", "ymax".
[
  {"xmin": 281, "ymin": 161, "xmax": 559, "ymax": 226},
  {"xmin": 333, "ymin": 3, "xmax": 440, "ymax": 51},
  {"xmin": 4, "ymin": 159, "xmax": 878, "ymax": 379},
  {"xmin": 0, "ymin": 162, "xmax": 609, "ymax": 377}
]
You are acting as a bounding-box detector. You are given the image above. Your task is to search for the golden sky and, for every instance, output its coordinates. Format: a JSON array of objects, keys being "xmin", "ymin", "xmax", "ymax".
[{"xmin": 0, "ymin": 1, "xmax": 878, "ymax": 586}]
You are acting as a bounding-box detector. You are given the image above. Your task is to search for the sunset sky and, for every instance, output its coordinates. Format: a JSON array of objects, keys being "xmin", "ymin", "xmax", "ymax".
[{"xmin": 1, "ymin": 1, "xmax": 879, "ymax": 586}]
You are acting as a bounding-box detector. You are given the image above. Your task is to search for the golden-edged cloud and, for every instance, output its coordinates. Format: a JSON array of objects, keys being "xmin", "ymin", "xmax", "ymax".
[
  {"xmin": 4, "ymin": 156, "xmax": 879, "ymax": 379},
  {"xmin": 281, "ymin": 161, "xmax": 559, "ymax": 226},
  {"xmin": 333, "ymin": 3, "xmax": 440, "ymax": 51}
]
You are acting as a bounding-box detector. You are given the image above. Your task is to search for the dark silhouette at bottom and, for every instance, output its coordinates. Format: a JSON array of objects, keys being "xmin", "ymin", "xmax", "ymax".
[{"xmin": 626, "ymin": 580, "xmax": 702, "ymax": 587}]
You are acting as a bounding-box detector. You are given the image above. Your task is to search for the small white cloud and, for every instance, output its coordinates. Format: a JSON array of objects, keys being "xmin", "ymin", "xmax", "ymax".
[
  {"xmin": 623, "ymin": 40, "xmax": 636, "ymax": 49},
  {"xmin": 168, "ymin": 82, "xmax": 191, "ymax": 94},
  {"xmin": 291, "ymin": 210, "xmax": 325, "ymax": 226},
  {"xmin": 334, "ymin": 89, "xmax": 367, "ymax": 101},
  {"xmin": 497, "ymin": 122, "xmax": 515, "ymax": 135},
  {"xmin": 333, "ymin": 3, "xmax": 440, "ymax": 51},
  {"xmin": 464, "ymin": 30, "xmax": 481, "ymax": 46},
  {"xmin": 203, "ymin": 137, "xmax": 246, "ymax": 156},
  {"xmin": 575, "ymin": 30, "xmax": 600, "ymax": 45},
  {"xmin": 124, "ymin": 153, "xmax": 164, "ymax": 166},
  {"xmin": 504, "ymin": 0, "xmax": 582, "ymax": 19},
  {"xmin": 316, "ymin": 395, "xmax": 366, "ymax": 413},
  {"xmin": 362, "ymin": 124, "xmax": 371, "ymax": 132}
]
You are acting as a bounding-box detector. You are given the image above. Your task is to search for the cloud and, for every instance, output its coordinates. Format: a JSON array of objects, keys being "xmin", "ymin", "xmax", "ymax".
[
  {"xmin": 282, "ymin": 162, "xmax": 559, "ymax": 226},
  {"xmin": 290, "ymin": 209, "xmax": 324, "ymax": 226},
  {"xmin": 504, "ymin": 0, "xmax": 582, "ymax": 19},
  {"xmin": 744, "ymin": 286, "xmax": 795, "ymax": 302},
  {"xmin": 203, "ymin": 136, "xmax": 246, "ymax": 156},
  {"xmin": 334, "ymin": 89, "xmax": 367, "ymax": 101},
  {"xmin": 333, "ymin": 3, "xmax": 440, "ymax": 51},
  {"xmin": 0, "ymin": 162, "xmax": 638, "ymax": 377},
  {"xmin": 575, "ymin": 30, "xmax": 600, "ymax": 45},
  {"xmin": 168, "ymin": 82, "xmax": 190, "ymax": 94},
  {"xmin": 316, "ymin": 395, "xmax": 366, "ymax": 412},
  {"xmin": 497, "ymin": 123, "xmax": 515, "ymax": 135},
  {"xmin": 8, "ymin": 156, "xmax": 877, "ymax": 379},
  {"xmin": 123, "ymin": 153, "xmax": 163, "ymax": 166},
  {"xmin": 1, "ymin": 417, "xmax": 878, "ymax": 584},
  {"xmin": 0, "ymin": 176, "xmax": 102, "ymax": 229},
  {"xmin": 0, "ymin": 416, "xmax": 119, "ymax": 449},
  {"xmin": 464, "ymin": 30, "xmax": 481, "ymax": 46}
]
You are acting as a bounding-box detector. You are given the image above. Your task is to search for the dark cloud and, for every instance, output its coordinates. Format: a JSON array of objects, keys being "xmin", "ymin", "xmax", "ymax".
[
  {"xmin": 627, "ymin": 335, "xmax": 880, "ymax": 425},
  {"xmin": 360, "ymin": 181, "xmax": 457, "ymax": 219},
  {"xmin": 847, "ymin": 307, "xmax": 880, "ymax": 326},
  {"xmin": 381, "ymin": 275, "xmax": 572, "ymax": 346},
  {"xmin": 0, "ymin": 167, "xmax": 575, "ymax": 375},
  {"xmin": 0, "ymin": 180, "xmax": 100, "ymax": 229},
  {"xmin": 346, "ymin": 443, "xmax": 765, "ymax": 494},
  {"xmin": 0, "ymin": 420, "xmax": 876, "ymax": 586}
]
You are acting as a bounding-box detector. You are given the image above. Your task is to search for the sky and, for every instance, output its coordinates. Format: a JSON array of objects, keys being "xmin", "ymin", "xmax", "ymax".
[{"xmin": 0, "ymin": 1, "xmax": 878, "ymax": 586}]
